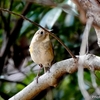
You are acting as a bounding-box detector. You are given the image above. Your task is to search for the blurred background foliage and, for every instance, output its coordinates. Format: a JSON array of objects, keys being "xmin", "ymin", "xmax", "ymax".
[{"xmin": 0, "ymin": 0, "xmax": 100, "ymax": 100}]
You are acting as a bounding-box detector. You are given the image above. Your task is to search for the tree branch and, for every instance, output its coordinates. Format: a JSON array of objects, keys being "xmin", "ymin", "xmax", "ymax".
[
  {"xmin": 73, "ymin": 0, "xmax": 100, "ymax": 28},
  {"xmin": 9, "ymin": 54, "xmax": 100, "ymax": 100},
  {"xmin": 72, "ymin": 0, "xmax": 100, "ymax": 99},
  {"xmin": 78, "ymin": 16, "xmax": 94, "ymax": 99}
]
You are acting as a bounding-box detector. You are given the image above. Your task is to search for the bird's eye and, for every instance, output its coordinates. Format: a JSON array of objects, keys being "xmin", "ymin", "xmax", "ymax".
[{"xmin": 40, "ymin": 31, "xmax": 43, "ymax": 34}]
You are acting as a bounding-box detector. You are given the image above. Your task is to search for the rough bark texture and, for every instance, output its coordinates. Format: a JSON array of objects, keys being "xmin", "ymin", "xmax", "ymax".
[
  {"xmin": 9, "ymin": 54, "xmax": 100, "ymax": 100},
  {"xmin": 73, "ymin": 0, "xmax": 100, "ymax": 48}
]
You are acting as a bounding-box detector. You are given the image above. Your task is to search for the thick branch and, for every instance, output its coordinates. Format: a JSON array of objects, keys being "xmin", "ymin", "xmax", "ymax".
[
  {"xmin": 73, "ymin": 0, "xmax": 100, "ymax": 28},
  {"xmin": 9, "ymin": 54, "xmax": 100, "ymax": 100}
]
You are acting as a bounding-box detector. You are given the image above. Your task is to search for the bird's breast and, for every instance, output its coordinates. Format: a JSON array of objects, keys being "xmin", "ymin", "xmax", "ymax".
[{"xmin": 29, "ymin": 41, "xmax": 54, "ymax": 67}]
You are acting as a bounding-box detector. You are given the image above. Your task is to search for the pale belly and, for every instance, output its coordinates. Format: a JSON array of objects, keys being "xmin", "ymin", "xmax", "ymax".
[{"xmin": 30, "ymin": 45, "xmax": 53, "ymax": 67}]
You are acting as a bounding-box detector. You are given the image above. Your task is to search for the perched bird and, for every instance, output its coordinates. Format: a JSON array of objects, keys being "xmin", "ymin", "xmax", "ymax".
[{"xmin": 29, "ymin": 29, "xmax": 54, "ymax": 82}]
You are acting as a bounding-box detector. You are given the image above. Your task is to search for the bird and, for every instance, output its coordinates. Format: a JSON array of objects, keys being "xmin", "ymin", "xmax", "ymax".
[{"xmin": 29, "ymin": 28, "xmax": 54, "ymax": 82}]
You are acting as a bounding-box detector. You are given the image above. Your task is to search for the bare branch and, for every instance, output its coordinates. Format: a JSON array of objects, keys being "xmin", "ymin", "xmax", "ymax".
[
  {"xmin": 80, "ymin": 17, "xmax": 93, "ymax": 55},
  {"xmin": 78, "ymin": 16, "xmax": 94, "ymax": 99},
  {"xmin": 72, "ymin": 0, "xmax": 100, "ymax": 99},
  {"xmin": 73, "ymin": 0, "xmax": 100, "ymax": 28},
  {"xmin": 0, "ymin": 8, "xmax": 76, "ymax": 59},
  {"xmin": 9, "ymin": 54, "xmax": 100, "ymax": 100}
]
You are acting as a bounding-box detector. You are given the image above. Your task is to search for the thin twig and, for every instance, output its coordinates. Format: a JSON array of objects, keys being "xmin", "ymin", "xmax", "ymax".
[{"xmin": 0, "ymin": 8, "xmax": 76, "ymax": 59}]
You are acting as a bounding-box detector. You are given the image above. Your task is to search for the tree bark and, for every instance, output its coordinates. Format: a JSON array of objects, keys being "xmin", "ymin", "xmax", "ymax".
[{"xmin": 9, "ymin": 54, "xmax": 100, "ymax": 100}]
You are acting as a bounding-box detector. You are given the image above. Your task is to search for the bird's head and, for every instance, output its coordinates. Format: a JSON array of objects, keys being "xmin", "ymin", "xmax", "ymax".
[{"xmin": 32, "ymin": 29, "xmax": 50, "ymax": 42}]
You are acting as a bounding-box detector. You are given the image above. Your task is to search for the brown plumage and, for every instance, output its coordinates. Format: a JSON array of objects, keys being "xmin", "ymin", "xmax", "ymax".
[{"xmin": 29, "ymin": 29, "xmax": 54, "ymax": 76}]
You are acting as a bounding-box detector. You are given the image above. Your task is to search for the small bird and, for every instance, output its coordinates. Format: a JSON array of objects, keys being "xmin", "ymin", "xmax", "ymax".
[{"xmin": 29, "ymin": 29, "xmax": 54, "ymax": 82}]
